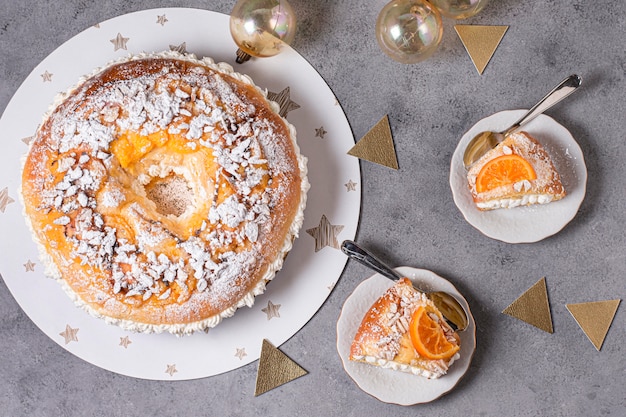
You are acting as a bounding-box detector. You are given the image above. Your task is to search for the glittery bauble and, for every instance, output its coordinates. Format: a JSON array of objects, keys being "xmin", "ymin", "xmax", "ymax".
[
  {"xmin": 375, "ymin": 0, "xmax": 443, "ymax": 64},
  {"xmin": 428, "ymin": 0, "xmax": 489, "ymax": 19},
  {"xmin": 230, "ymin": 0, "xmax": 296, "ymax": 63}
]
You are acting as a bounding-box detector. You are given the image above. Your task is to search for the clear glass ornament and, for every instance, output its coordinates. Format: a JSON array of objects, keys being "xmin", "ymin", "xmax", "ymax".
[
  {"xmin": 428, "ymin": 0, "xmax": 489, "ymax": 19},
  {"xmin": 376, "ymin": 0, "xmax": 443, "ymax": 64},
  {"xmin": 230, "ymin": 0, "xmax": 297, "ymax": 63}
]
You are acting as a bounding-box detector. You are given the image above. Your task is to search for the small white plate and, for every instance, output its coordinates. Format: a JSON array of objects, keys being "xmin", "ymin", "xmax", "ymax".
[
  {"xmin": 450, "ymin": 110, "xmax": 587, "ymax": 243},
  {"xmin": 337, "ymin": 267, "xmax": 476, "ymax": 405}
]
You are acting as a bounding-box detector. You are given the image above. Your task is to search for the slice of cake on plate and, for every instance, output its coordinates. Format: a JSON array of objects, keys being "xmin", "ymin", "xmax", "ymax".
[
  {"xmin": 467, "ymin": 131, "xmax": 566, "ymax": 210},
  {"xmin": 350, "ymin": 278, "xmax": 460, "ymax": 379}
]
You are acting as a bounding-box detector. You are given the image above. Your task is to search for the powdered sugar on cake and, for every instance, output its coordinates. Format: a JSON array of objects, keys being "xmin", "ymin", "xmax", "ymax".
[
  {"xmin": 21, "ymin": 52, "xmax": 309, "ymax": 334},
  {"xmin": 350, "ymin": 279, "xmax": 460, "ymax": 379}
]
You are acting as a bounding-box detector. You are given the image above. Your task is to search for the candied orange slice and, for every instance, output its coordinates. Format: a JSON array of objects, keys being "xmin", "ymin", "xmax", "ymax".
[
  {"xmin": 475, "ymin": 154, "xmax": 536, "ymax": 193},
  {"xmin": 409, "ymin": 306, "xmax": 460, "ymax": 360}
]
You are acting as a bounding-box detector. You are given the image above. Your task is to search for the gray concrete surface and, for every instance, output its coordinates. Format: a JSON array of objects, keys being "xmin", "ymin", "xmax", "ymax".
[{"xmin": 1, "ymin": 1, "xmax": 625, "ymax": 416}]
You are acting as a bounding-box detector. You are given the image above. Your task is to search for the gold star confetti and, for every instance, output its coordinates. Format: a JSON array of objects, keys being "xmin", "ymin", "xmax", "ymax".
[
  {"xmin": 156, "ymin": 14, "xmax": 168, "ymax": 26},
  {"xmin": 59, "ymin": 324, "xmax": 79, "ymax": 345},
  {"xmin": 23, "ymin": 260, "xmax": 35, "ymax": 272},
  {"xmin": 165, "ymin": 364, "xmax": 178, "ymax": 376},
  {"xmin": 315, "ymin": 126, "xmax": 327, "ymax": 139},
  {"xmin": 110, "ymin": 33, "xmax": 129, "ymax": 51},
  {"xmin": 344, "ymin": 180, "xmax": 357, "ymax": 192},
  {"xmin": 235, "ymin": 347, "xmax": 247, "ymax": 360},
  {"xmin": 306, "ymin": 215, "xmax": 344, "ymax": 252},
  {"xmin": 262, "ymin": 300, "xmax": 281, "ymax": 320},
  {"xmin": 119, "ymin": 336, "xmax": 132, "ymax": 349},
  {"xmin": 169, "ymin": 42, "xmax": 187, "ymax": 54},
  {"xmin": 267, "ymin": 87, "xmax": 300, "ymax": 118},
  {"xmin": 41, "ymin": 71, "xmax": 53, "ymax": 82},
  {"xmin": 0, "ymin": 188, "xmax": 15, "ymax": 213}
]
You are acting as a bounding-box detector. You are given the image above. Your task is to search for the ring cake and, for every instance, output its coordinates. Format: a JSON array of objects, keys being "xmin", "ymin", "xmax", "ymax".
[
  {"xmin": 467, "ymin": 131, "xmax": 566, "ymax": 210},
  {"xmin": 350, "ymin": 278, "xmax": 460, "ymax": 379},
  {"xmin": 20, "ymin": 52, "xmax": 308, "ymax": 334}
]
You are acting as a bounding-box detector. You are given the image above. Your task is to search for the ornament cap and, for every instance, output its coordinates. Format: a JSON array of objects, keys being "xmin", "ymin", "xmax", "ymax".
[{"xmin": 235, "ymin": 48, "xmax": 252, "ymax": 64}]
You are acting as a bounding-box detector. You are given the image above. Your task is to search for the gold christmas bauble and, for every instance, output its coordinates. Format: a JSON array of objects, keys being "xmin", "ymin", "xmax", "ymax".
[
  {"xmin": 428, "ymin": 0, "xmax": 489, "ymax": 19},
  {"xmin": 375, "ymin": 0, "xmax": 443, "ymax": 64},
  {"xmin": 230, "ymin": 0, "xmax": 297, "ymax": 63}
]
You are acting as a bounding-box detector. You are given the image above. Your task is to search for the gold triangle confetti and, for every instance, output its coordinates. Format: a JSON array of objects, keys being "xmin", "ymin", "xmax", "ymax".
[
  {"xmin": 503, "ymin": 277, "xmax": 553, "ymax": 333},
  {"xmin": 566, "ymin": 299, "xmax": 620, "ymax": 351},
  {"xmin": 347, "ymin": 115, "xmax": 398, "ymax": 169},
  {"xmin": 455, "ymin": 25, "xmax": 508, "ymax": 75},
  {"xmin": 255, "ymin": 339, "xmax": 307, "ymax": 396}
]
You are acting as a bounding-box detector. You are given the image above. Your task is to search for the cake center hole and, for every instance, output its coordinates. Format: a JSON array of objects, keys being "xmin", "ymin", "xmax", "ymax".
[{"xmin": 145, "ymin": 174, "xmax": 193, "ymax": 217}]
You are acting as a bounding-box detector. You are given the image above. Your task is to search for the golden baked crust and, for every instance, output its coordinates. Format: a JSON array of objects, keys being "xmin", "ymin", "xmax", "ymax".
[
  {"xmin": 467, "ymin": 131, "xmax": 566, "ymax": 210},
  {"xmin": 20, "ymin": 52, "xmax": 308, "ymax": 334},
  {"xmin": 350, "ymin": 278, "xmax": 460, "ymax": 379}
]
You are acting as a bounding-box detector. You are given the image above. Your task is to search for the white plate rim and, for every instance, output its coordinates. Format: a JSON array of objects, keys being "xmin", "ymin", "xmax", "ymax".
[{"xmin": 0, "ymin": 7, "xmax": 361, "ymax": 380}]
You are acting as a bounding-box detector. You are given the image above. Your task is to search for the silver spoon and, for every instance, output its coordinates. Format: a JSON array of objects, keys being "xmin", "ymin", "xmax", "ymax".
[
  {"xmin": 462, "ymin": 74, "xmax": 582, "ymax": 169},
  {"xmin": 341, "ymin": 240, "xmax": 468, "ymax": 332}
]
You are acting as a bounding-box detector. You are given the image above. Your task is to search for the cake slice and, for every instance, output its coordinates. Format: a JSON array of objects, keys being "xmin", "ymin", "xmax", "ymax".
[
  {"xmin": 350, "ymin": 278, "xmax": 460, "ymax": 379},
  {"xmin": 467, "ymin": 131, "xmax": 566, "ymax": 210}
]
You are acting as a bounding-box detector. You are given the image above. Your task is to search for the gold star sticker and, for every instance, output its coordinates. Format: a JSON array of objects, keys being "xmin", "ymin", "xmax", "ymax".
[
  {"xmin": 41, "ymin": 71, "xmax": 53, "ymax": 82},
  {"xmin": 119, "ymin": 336, "xmax": 132, "ymax": 349},
  {"xmin": 110, "ymin": 33, "xmax": 129, "ymax": 51},
  {"xmin": 59, "ymin": 324, "xmax": 79, "ymax": 345},
  {"xmin": 344, "ymin": 180, "xmax": 357, "ymax": 192},
  {"xmin": 235, "ymin": 347, "xmax": 247, "ymax": 360},
  {"xmin": 165, "ymin": 364, "xmax": 178, "ymax": 376},
  {"xmin": 0, "ymin": 187, "xmax": 15, "ymax": 213},
  {"xmin": 306, "ymin": 215, "xmax": 344, "ymax": 252},
  {"xmin": 315, "ymin": 126, "xmax": 327, "ymax": 139},
  {"xmin": 262, "ymin": 300, "xmax": 281, "ymax": 320},
  {"xmin": 24, "ymin": 260, "xmax": 36, "ymax": 272},
  {"xmin": 267, "ymin": 87, "xmax": 300, "ymax": 118},
  {"xmin": 156, "ymin": 14, "xmax": 168, "ymax": 26},
  {"xmin": 169, "ymin": 42, "xmax": 187, "ymax": 54}
]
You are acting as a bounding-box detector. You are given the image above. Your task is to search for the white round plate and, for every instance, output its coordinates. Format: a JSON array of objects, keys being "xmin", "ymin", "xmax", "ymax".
[
  {"xmin": 450, "ymin": 110, "xmax": 587, "ymax": 243},
  {"xmin": 337, "ymin": 267, "xmax": 476, "ymax": 405},
  {"xmin": 0, "ymin": 8, "xmax": 360, "ymax": 380}
]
